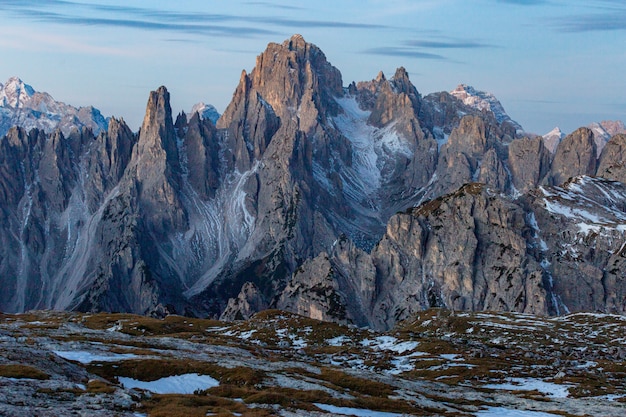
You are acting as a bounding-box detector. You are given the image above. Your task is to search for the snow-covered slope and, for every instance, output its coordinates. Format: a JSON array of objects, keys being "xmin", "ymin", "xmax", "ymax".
[
  {"xmin": 450, "ymin": 84, "xmax": 523, "ymax": 132},
  {"xmin": 0, "ymin": 77, "xmax": 108, "ymax": 137}
]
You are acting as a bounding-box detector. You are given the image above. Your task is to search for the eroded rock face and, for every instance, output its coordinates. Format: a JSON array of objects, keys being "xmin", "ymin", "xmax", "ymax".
[
  {"xmin": 547, "ymin": 127, "xmax": 597, "ymax": 186},
  {"xmin": 373, "ymin": 184, "xmax": 548, "ymax": 329},
  {"xmin": 220, "ymin": 282, "xmax": 269, "ymax": 321},
  {"xmin": 508, "ymin": 136, "xmax": 551, "ymax": 194},
  {"xmin": 428, "ymin": 115, "xmax": 510, "ymax": 199},
  {"xmin": 597, "ymin": 134, "xmax": 626, "ymax": 183},
  {"xmin": 282, "ymin": 177, "xmax": 626, "ymax": 330},
  {"xmin": 276, "ymin": 254, "xmax": 348, "ymax": 324}
]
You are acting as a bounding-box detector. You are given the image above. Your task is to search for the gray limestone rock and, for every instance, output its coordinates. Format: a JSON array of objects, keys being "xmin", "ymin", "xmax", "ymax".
[
  {"xmin": 221, "ymin": 282, "xmax": 269, "ymax": 321},
  {"xmin": 597, "ymin": 133, "xmax": 626, "ymax": 183},
  {"xmin": 546, "ymin": 127, "xmax": 597, "ymax": 186},
  {"xmin": 508, "ymin": 136, "xmax": 551, "ymax": 194}
]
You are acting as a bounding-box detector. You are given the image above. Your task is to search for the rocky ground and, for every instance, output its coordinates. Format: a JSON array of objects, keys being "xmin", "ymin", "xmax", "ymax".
[{"xmin": 0, "ymin": 309, "xmax": 624, "ymax": 416}]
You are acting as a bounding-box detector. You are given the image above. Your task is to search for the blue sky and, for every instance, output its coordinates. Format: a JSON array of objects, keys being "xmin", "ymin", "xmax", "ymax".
[{"xmin": 0, "ymin": 0, "xmax": 624, "ymax": 134}]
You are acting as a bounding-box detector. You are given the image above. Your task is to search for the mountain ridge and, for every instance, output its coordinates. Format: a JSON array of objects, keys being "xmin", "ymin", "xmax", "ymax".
[
  {"xmin": 0, "ymin": 35, "xmax": 625, "ymax": 329},
  {"xmin": 0, "ymin": 76, "xmax": 108, "ymax": 138}
]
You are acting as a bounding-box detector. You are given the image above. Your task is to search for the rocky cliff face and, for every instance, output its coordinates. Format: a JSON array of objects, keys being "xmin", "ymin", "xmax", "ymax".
[
  {"xmin": 1, "ymin": 35, "xmax": 624, "ymax": 328},
  {"xmin": 284, "ymin": 177, "xmax": 626, "ymax": 330}
]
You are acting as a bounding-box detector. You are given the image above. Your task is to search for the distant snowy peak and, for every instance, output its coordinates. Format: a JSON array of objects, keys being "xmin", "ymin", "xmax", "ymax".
[
  {"xmin": 450, "ymin": 84, "xmax": 523, "ymax": 132},
  {"xmin": 587, "ymin": 120, "xmax": 626, "ymax": 155},
  {"xmin": 190, "ymin": 102, "xmax": 220, "ymax": 124},
  {"xmin": 542, "ymin": 127, "xmax": 566, "ymax": 154},
  {"xmin": 0, "ymin": 77, "xmax": 36, "ymax": 108},
  {"xmin": 0, "ymin": 76, "xmax": 108, "ymax": 138}
]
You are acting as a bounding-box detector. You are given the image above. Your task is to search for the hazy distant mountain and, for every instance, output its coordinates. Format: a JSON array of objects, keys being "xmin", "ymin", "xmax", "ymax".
[
  {"xmin": 450, "ymin": 84, "xmax": 523, "ymax": 133},
  {"xmin": 190, "ymin": 102, "xmax": 220, "ymax": 124},
  {"xmin": 543, "ymin": 121, "xmax": 625, "ymax": 155},
  {"xmin": 0, "ymin": 76, "xmax": 108, "ymax": 137},
  {"xmin": 587, "ymin": 120, "xmax": 626, "ymax": 155},
  {"xmin": 1, "ymin": 35, "xmax": 625, "ymax": 329},
  {"xmin": 542, "ymin": 126, "xmax": 566, "ymax": 154}
]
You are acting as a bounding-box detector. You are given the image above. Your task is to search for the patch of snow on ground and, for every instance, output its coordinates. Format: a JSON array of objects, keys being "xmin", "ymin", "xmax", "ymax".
[
  {"xmin": 118, "ymin": 373, "xmax": 219, "ymax": 394},
  {"xmin": 483, "ymin": 377, "xmax": 570, "ymax": 398},
  {"xmin": 53, "ymin": 350, "xmax": 140, "ymax": 364},
  {"xmin": 440, "ymin": 353, "xmax": 461, "ymax": 361},
  {"xmin": 387, "ymin": 351, "xmax": 428, "ymax": 375},
  {"xmin": 288, "ymin": 333, "xmax": 307, "ymax": 349},
  {"xmin": 326, "ymin": 336, "xmax": 348, "ymax": 346},
  {"xmin": 314, "ymin": 403, "xmax": 407, "ymax": 417},
  {"xmin": 361, "ymin": 336, "xmax": 419, "ymax": 353},
  {"xmin": 475, "ymin": 407, "xmax": 566, "ymax": 417}
]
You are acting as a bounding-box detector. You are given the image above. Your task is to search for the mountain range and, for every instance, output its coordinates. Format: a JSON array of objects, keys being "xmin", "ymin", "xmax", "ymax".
[
  {"xmin": 0, "ymin": 77, "xmax": 108, "ymax": 138},
  {"xmin": 1, "ymin": 35, "xmax": 625, "ymax": 329}
]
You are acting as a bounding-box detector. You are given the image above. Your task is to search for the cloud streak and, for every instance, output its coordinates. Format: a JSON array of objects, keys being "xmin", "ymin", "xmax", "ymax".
[
  {"xmin": 553, "ymin": 11, "xmax": 626, "ymax": 32},
  {"xmin": 0, "ymin": 0, "xmax": 386, "ymax": 39},
  {"xmin": 362, "ymin": 36, "xmax": 494, "ymax": 61},
  {"xmin": 363, "ymin": 47, "xmax": 446, "ymax": 60},
  {"xmin": 497, "ymin": 0, "xmax": 549, "ymax": 5},
  {"xmin": 405, "ymin": 39, "xmax": 495, "ymax": 49}
]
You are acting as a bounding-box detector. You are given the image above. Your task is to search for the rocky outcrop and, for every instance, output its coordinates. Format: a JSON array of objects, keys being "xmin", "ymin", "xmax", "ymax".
[
  {"xmin": 546, "ymin": 127, "xmax": 597, "ymax": 186},
  {"xmin": 370, "ymin": 184, "xmax": 547, "ymax": 329},
  {"xmin": 276, "ymin": 254, "xmax": 348, "ymax": 324},
  {"xmin": 220, "ymin": 282, "xmax": 269, "ymax": 321},
  {"xmin": 429, "ymin": 115, "xmax": 510, "ymax": 198},
  {"xmin": 508, "ymin": 136, "xmax": 551, "ymax": 194},
  {"xmin": 524, "ymin": 176, "xmax": 626, "ymax": 315},
  {"xmin": 282, "ymin": 177, "xmax": 626, "ymax": 330},
  {"xmin": 597, "ymin": 134, "xmax": 626, "ymax": 183}
]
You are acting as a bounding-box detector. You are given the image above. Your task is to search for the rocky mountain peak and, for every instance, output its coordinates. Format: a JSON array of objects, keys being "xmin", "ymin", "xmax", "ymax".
[
  {"xmin": 0, "ymin": 76, "xmax": 35, "ymax": 108},
  {"xmin": 390, "ymin": 67, "xmax": 412, "ymax": 93},
  {"xmin": 546, "ymin": 127, "xmax": 597, "ymax": 186},
  {"xmin": 587, "ymin": 120, "xmax": 626, "ymax": 155},
  {"xmin": 0, "ymin": 76, "xmax": 108, "ymax": 137},
  {"xmin": 283, "ymin": 33, "xmax": 307, "ymax": 51},
  {"xmin": 542, "ymin": 126, "xmax": 565, "ymax": 154},
  {"xmin": 129, "ymin": 86, "xmax": 183, "ymax": 193},
  {"xmin": 247, "ymin": 35, "xmax": 343, "ymax": 120},
  {"xmin": 450, "ymin": 84, "xmax": 522, "ymax": 132},
  {"xmin": 137, "ymin": 86, "xmax": 177, "ymax": 157}
]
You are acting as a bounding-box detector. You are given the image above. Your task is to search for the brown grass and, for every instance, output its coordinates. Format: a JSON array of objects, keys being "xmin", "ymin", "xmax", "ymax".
[
  {"xmin": 0, "ymin": 364, "xmax": 50, "ymax": 380},
  {"xmin": 87, "ymin": 379, "xmax": 116, "ymax": 394},
  {"xmin": 82, "ymin": 313, "xmax": 223, "ymax": 337},
  {"xmin": 87, "ymin": 358, "xmax": 264, "ymax": 388}
]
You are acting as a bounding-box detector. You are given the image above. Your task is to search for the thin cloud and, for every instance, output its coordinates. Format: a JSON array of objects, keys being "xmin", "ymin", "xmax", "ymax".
[
  {"xmin": 0, "ymin": 25, "xmax": 132, "ymax": 56},
  {"xmin": 0, "ymin": 1, "xmax": 386, "ymax": 39},
  {"xmin": 363, "ymin": 47, "xmax": 447, "ymax": 60},
  {"xmin": 405, "ymin": 39, "xmax": 495, "ymax": 49},
  {"xmin": 497, "ymin": 0, "xmax": 549, "ymax": 4},
  {"xmin": 554, "ymin": 11, "xmax": 626, "ymax": 32},
  {"xmin": 244, "ymin": 1, "xmax": 306, "ymax": 11}
]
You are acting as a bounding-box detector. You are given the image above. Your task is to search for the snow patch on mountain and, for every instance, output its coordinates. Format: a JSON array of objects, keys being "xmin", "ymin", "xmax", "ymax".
[
  {"xmin": 190, "ymin": 102, "xmax": 220, "ymax": 124},
  {"xmin": 539, "ymin": 176, "xmax": 626, "ymax": 234},
  {"xmin": 0, "ymin": 77, "xmax": 108, "ymax": 138},
  {"xmin": 450, "ymin": 84, "xmax": 523, "ymax": 132}
]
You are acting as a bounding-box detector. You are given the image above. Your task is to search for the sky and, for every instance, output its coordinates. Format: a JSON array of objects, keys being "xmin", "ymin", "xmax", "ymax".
[{"xmin": 0, "ymin": 0, "xmax": 624, "ymax": 134}]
